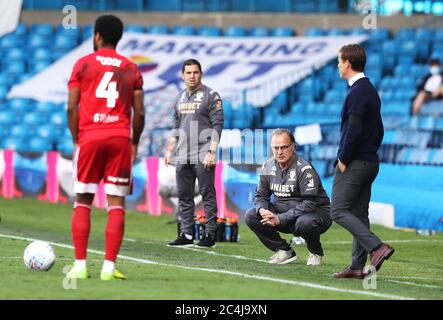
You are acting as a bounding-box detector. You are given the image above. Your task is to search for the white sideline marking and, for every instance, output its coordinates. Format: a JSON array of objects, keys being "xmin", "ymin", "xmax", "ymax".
[
  {"xmin": 385, "ymin": 279, "xmax": 443, "ymax": 289},
  {"xmin": 182, "ymin": 246, "xmax": 268, "ymax": 263},
  {"xmin": 325, "ymin": 239, "xmax": 443, "ymax": 245},
  {"xmin": 0, "ymin": 233, "xmax": 415, "ymax": 300},
  {"xmin": 382, "ymin": 275, "xmax": 443, "ymax": 281}
]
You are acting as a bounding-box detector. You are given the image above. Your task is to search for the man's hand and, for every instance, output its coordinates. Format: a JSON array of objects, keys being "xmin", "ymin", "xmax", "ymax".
[
  {"xmin": 259, "ymin": 209, "xmax": 280, "ymax": 227},
  {"xmin": 337, "ymin": 159, "xmax": 347, "ymax": 173},
  {"xmin": 203, "ymin": 151, "xmax": 216, "ymax": 170},
  {"xmin": 164, "ymin": 150, "xmax": 172, "ymax": 167},
  {"xmin": 131, "ymin": 144, "xmax": 138, "ymax": 163}
]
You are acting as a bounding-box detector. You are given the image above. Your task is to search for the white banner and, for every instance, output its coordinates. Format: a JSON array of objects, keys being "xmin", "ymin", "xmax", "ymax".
[
  {"xmin": 8, "ymin": 33, "xmax": 366, "ymax": 107},
  {"xmin": 0, "ymin": 0, "xmax": 22, "ymax": 37}
]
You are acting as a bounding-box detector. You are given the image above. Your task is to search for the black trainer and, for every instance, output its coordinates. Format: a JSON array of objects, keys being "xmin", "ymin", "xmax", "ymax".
[
  {"xmin": 196, "ymin": 234, "xmax": 216, "ymax": 248},
  {"xmin": 167, "ymin": 233, "xmax": 194, "ymax": 247}
]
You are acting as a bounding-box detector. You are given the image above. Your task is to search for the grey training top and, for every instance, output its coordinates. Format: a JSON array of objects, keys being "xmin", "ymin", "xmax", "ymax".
[
  {"xmin": 172, "ymin": 84, "xmax": 224, "ymax": 164},
  {"xmin": 254, "ymin": 154, "xmax": 330, "ymax": 226}
]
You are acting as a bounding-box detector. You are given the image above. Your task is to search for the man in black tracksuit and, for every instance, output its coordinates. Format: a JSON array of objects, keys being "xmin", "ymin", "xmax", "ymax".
[
  {"xmin": 165, "ymin": 59, "xmax": 224, "ymax": 248},
  {"xmin": 331, "ymin": 44, "xmax": 395, "ymax": 280},
  {"xmin": 245, "ymin": 129, "xmax": 332, "ymax": 265}
]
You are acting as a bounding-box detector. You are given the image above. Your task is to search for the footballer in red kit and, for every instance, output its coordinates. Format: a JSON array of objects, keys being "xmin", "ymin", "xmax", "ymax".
[{"xmin": 66, "ymin": 15, "xmax": 145, "ymax": 280}]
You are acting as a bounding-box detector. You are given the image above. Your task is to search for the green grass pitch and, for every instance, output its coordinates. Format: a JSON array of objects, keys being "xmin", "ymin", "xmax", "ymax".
[{"xmin": 0, "ymin": 198, "xmax": 442, "ymax": 300}]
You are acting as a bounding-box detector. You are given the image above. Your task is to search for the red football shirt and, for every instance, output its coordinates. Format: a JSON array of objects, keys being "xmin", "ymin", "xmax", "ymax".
[{"xmin": 68, "ymin": 48, "xmax": 143, "ymax": 145}]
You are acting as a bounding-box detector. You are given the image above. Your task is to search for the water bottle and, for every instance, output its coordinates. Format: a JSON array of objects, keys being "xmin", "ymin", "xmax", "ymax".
[
  {"xmin": 215, "ymin": 218, "xmax": 226, "ymax": 242},
  {"xmin": 230, "ymin": 218, "xmax": 239, "ymax": 242},
  {"xmin": 225, "ymin": 219, "xmax": 231, "ymax": 241},
  {"xmin": 199, "ymin": 216, "xmax": 206, "ymax": 239},
  {"xmin": 194, "ymin": 219, "xmax": 201, "ymax": 240},
  {"xmin": 416, "ymin": 229, "xmax": 436, "ymax": 236}
]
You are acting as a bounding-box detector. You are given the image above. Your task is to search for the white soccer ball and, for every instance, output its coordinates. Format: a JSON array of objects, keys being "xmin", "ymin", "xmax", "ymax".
[{"xmin": 23, "ymin": 241, "xmax": 56, "ymax": 271}]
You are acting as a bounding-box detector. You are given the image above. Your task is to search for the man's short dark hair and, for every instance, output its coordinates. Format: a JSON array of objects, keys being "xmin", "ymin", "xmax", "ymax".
[
  {"xmin": 272, "ymin": 128, "xmax": 296, "ymax": 146},
  {"xmin": 94, "ymin": 15, "xmax": 123, "ymax": 47},
  {"xmin": 182, "ymin": 59, "xmax": 202, "ymax": 73},
  {"xmin": 339, "ymin": 44, "xmax": 366, "ymax": 72},
  {"xmin": 430, "ymin": 58, "xmax": 441, "ymax": 66}
]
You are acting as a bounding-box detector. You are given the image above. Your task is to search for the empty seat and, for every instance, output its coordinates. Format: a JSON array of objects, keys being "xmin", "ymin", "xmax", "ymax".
[
  {"xmin": 224, "ymin": 26, "xmax": 247, "ymax": 37},
  {"xmin": 28, "ymin": 137, "xmax": 52, "ymax": 152},
  {"xmin": 250, "ymin": 27, "xmax": 269, "ymax": 37},
  {"xmin": 30, "ymin": 23, "xmax": 53, "ymax": 37},
  {"xmin": 172, "ymin": 25, "xmax": 194, "ymax": 36},
  {"xmin": 147, "ymin": 25, "xmax": 169, "ymax": 34},
  {"xmin": 198, "ymin": 26, "xmax": 221, "ymax": 36},
  {"xmin": 125, "ymin": 24, "xmax": 145, "ymax": 33},
  {"xmin": 271, "ymin": 27, "xmax": 294, "ymax": 37}
]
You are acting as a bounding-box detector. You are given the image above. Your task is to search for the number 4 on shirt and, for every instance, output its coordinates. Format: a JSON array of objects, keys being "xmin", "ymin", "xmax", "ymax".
[{"xmin": 96, "ymin": 71, "xmax": 119, "ymax": 108}]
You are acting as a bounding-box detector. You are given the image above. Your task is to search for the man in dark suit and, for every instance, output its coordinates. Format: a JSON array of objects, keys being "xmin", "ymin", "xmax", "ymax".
[{"xmin": 331, "ymin": 44, "xmax": 395, "ymax": 279}]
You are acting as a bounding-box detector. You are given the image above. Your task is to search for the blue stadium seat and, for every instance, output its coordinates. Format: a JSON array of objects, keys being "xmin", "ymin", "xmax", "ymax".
[
  {"xmin": 435, "ymin": 117, "xmax": 443, "ymax": 130},
  {"xmin": 28, "ymin": 34, "xmax": 52, "ymax": 49},
  {"xmin": 197, "ymin": 26, "xmax": 221, "ymax": 36},
  {"xmin": 30, "ymin": 23, "xmax": 53, "ymax": 37},
  {"xmin": 430, "ymin": 148, "xmax": 443, "ymax": 165},
  {"xmin": 368, "ymin": 28, "xmax": 390, "ymax": 41},
  {"xmin": 11, "ymin": 124, "xmax": 33, "ymax": 139},
  {"xmin": 0, "ymin": 34, "xmax": 24, "ymax": 50},
  {"xmin": 54, "ymin": 35, "xmax": 77, "ymax": 50},
  {"xmin": 224, "ymin": 26, "xmax": 247, "ymax": 37},
  {"xmin": 9, "ymin": 99, "xmax": 32, "ymax": 113},
  {"xmin": 125, "ymin": 24, "xmax": 145, "ymax": 33},
  {"xmin": 5, "ymin": 61, "xmax": 26, "ymax": 76},
  {"xmin": 23, "ymin": 112, "xmax": 44, "ymax": 126},
  {"xmin": 35, "ymin": 101, "xmax": 57, "ymax": 115},
  {"xmin": 395, "ymin": 28, "xmax": 416, "ymax": 41},
  {"xmin": 55, "ymin": 26, "xmax": 81, "ymax": 40},
  {"xmin": 32, "ymin": 48, "xmax": 52, "ymax": 61},
  {"xmin": 13, "ymin": 23, "xmax": 27, "ymax": 36},
  {"xmin": 0, "ymin": 111, "xmax": 16, "ymax": 125},
  {"xmin": 57, "ymin": 139, "xmax": 74, "ymax": 155},
  {"xmin": 1, "ymin": 137, "xmax": 26, "ymax": 151},
  {"xmin": 81, "ymin": 25, "xmax": 94, "ymax": 40},
  {"xmin": 50, "ymin": 112, "xmax": 67, "ymax": 126},
  {"xmin": 0, "ymin": 86, "xmax": 7, "ymax": 101},
  {"xmin": 271, "ymin": 27, "xmax": 294, "ymax": 37},
  {"xmin": 147, "ymin": 25, "xmax": 169, "ymax": 34},
  {"xmin": 30, "ymin": 60, "xmax": 51, "ymax": 73},
  {"xmin": 349, "ymin": 28, "xmax": 367, "ymax": 35},
  {"xmin": 304, "ymin": 27, "xmax": 326, "ymax": 37},
  {"xmin": 36, "ymin": 124, "xmax": 59, "ymax": 141},
  {"xmin": 250, "ymin": 27, "xmax": 269, "ymax": 37},
  {"xmin": 172, "ymin": 25, "xmax": 195, "ymax": 36},
  {"xmin": 28, "ymin": 137, "xmax": 52, "ymax": 152},
  {"xmin": 328, "ymin": 28, "xmax": 346, "ymax": 36},
  {"xmin": 6, "ymin": 48, "xmax": 26, "ymax": 61},
  {"xmin": 433, "ymin": 28, "xmax": 443, "ymax": 42}
]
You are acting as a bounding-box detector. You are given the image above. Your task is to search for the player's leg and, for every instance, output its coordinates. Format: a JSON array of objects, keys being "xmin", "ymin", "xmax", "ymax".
[
  {"xmin": 195, "ymin": 163, "xmax": 217, "ymax": 246},
  {"xmin": 69, "ymin": 143, "xmax": 103, "ymax": 278},
  {"xmin": 101, "ymin": 137, "xmax": 131, "ymax": 280},
  {"xmin": 168, "ymin": 164, "xmax": 196, "ymax": 246}
]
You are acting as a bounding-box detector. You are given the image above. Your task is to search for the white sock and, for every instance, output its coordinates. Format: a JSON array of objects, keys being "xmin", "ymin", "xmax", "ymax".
[
  {"xmin": 74, "ymin": 260, "xmax": 86, "ymax": 269},
  {"xmin": 101, "ymin": 260, "xmax": 115, "ymax": 274}
]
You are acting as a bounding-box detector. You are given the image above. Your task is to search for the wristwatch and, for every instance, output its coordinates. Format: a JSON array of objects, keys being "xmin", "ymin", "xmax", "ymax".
[{"xmin": 207, "ymin": 149, "xmax": 216, "ymax": 154}]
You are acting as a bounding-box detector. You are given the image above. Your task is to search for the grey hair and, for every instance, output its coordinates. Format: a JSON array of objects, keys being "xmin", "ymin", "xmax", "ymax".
[{"xmin": 271, "ymin": 128, "xmax": 296, "ymax": 145}]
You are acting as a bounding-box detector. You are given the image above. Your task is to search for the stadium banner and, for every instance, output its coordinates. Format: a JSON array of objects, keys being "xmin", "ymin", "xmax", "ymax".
[
  {"xmin": 0, "ymin": 0, "xmax": 22, "ymax": 37},
  {"xmin": 8, "ymin": 33, "xmax": 367, "ymax": 107}
]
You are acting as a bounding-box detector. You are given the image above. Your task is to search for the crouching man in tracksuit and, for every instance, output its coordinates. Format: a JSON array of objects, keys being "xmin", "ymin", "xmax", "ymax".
[{"xmin": 245, "ymin": 129, "xmax": 332, "ymax": 266}]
